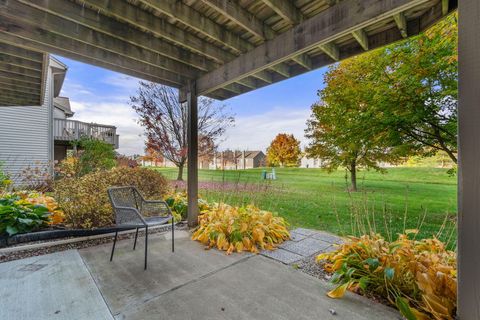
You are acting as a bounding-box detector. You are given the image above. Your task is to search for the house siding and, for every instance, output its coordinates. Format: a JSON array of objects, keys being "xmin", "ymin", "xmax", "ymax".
[{"xmin": 0, "ymin": 63, "xmax": 52, "ymax": 184}]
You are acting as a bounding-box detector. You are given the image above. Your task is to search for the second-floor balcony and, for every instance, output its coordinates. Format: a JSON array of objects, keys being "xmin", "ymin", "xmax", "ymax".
[{"xmin": 54, "ymin": 118, "xmax": 119, "ymax": 148}]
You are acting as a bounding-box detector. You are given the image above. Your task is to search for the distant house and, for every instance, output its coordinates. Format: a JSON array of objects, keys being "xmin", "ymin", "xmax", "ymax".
[
  {"xmin": 300, "ymin": 155, "xmax": 323, "ymax": 168},
  {"xmin": 0, "ymin": 55, "xmax": 119, "ymax": 184},
  {"xmin": 139, "ymin": 150, "xmax": 266, "ymax": 170},
  {"xmin": 211, "ymin": 150, "xmax": 266, "ymax": 170}
]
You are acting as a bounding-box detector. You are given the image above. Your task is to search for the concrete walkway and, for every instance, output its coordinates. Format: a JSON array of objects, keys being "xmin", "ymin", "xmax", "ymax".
[
  {"xmin": 0, "ymin": 230, "xmax": 399, "ymax": 320},
  {"xmin": 0, "ymin": 250, "xmax": 113, "ymax": 320},
  {"xmin": 261, "ymin": 228, "xmax": 344, "ymax": 264}
]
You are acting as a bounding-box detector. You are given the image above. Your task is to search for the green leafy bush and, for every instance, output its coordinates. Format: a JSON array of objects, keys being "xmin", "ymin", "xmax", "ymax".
[
  {"xmin": 0, "ymin": 195, "xmax": 51, "ymax": 236},
  {"xmin": 54, "ymin": 167, "xmax": 169, "ymax": 229},
  {"xmin": 56, "ymin": 138, "xmax": 116, "ymax": 178}
]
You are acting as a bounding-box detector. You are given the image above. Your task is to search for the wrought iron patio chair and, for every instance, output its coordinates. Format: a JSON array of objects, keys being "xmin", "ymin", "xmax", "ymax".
[{"xmin": 107, "ymin": 186, "xmax": 174, "ymax": 270}]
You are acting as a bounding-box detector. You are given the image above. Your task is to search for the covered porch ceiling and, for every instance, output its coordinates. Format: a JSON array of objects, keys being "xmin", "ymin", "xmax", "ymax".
[
  {"xmin": 0, "ymin": 42, "xmax": 46, "ymax": 106},
  {"xmin": 0, "ymin": 0, "xmax": 456, "ymax": 101}
]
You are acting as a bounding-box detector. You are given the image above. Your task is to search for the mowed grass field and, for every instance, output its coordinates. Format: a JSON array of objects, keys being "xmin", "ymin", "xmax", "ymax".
[{"xmin": 155, "ymin": 167, "xmax": 457, "ymax": 244}]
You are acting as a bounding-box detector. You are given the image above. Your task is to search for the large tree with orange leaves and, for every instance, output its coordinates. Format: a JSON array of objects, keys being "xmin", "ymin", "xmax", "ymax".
[{"xmin": 266, "ymin": 133, "xmax": 301, "ymax": 167}]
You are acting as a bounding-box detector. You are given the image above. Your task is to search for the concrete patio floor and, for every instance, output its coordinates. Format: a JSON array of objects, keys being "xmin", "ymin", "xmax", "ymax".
[{"xmin": 0, "ymin": 230, "xmax": 399, "ymax": 320}]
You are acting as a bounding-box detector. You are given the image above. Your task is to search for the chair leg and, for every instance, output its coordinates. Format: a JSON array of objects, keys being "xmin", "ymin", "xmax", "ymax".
[
  {"xmin": 144, "ymin": 226, "xmax": 148, "ymax": 270},
  {"xmin": 110, "ymin": 230, "xmax": 118, "ymax": 262},
  {"xmin": 133, "ymin": 228, "xmax": 139, "ymax": 250},
  {"xmin": 171, "ymin": 218, "xmax": 174, "ymax": 252}
]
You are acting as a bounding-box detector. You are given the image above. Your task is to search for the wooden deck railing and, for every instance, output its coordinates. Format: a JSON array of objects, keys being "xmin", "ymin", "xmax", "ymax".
[{"xmin": 54, "ymin": 118, "xmax": 118, "ymax": 147}]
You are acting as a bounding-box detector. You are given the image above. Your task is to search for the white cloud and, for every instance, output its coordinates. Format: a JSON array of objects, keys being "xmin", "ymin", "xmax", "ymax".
[
  {"xmin": 219, "ymin": 107, "xmax": 311, "ymax": 151},
  {"xmin": 63, "ymin": 74, "xmax": 313, "ymax": 156},
  {"xmin": 61, "ymin": 75, "xmax": 146, "ymax": 156},
  {"xmin": 70, "ymin": 101, "xmax": 145, "ymax": 156},
  {"xmin": 102, "ymin": 75, "xmax": 142, "ymax": 93},
  {"xmin": 60, "ymin": 80, "xmax": 94, "ymax": 98}
]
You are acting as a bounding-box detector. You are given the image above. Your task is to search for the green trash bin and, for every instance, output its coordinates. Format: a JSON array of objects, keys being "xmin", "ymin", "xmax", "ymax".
[{"xmin": 261, "ymin": 170, "xmax": 267, "ymax": 180}]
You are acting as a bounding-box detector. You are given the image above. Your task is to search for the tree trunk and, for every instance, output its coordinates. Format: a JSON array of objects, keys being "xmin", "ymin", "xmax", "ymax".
[
  {"xmin": 443, "ymin": 148, "xmax": 457, "ymax": 164},
  {"xmin": 433, "ymin": 127, "xmax": 457, "ymax": 164},
  {"xmin": 177, "ymin": 164, "xmax": 184, "ymax": 181},
  {"xmin": 350, "ymin": 161, "xmax": 357, "ymax": 192}
]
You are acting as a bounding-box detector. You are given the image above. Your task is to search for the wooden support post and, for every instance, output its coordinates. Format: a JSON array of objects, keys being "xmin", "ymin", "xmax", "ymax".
[
  {"xmin": 458, "ymin": 0, "xmax": 480, "ymax": 318},
  {"xmin": 185, "ymin": 82, "xmax": 199, "ymax": 228}
]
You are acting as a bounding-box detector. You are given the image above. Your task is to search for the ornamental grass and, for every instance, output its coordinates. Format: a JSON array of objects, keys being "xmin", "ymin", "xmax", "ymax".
[
  {"xmin": 316, "ymin": 231, "xmax": 456, "ymax": 320},
  {"xmin": 192, "ymin": 203, "xmax": 290, "ymax": 254}
]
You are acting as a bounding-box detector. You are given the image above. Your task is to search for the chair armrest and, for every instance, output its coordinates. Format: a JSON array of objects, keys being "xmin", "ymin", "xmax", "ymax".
[{"xmin": 113, "ymin": 206, "xmax": 147, "ymax": 225}]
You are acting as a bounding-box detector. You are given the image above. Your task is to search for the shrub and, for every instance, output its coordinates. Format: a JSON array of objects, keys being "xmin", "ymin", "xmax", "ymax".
[
  {"xmin": 0, "ymin": 162, "xmax": 12, "ymax": 192},
  {"xmin": 54, "ymin": 167, "xmax": 169, "ymax": 229},
  {"xmin": 56, "ymin": 138, "xmax": 116, "ymax": 178},
  {"xmin": 76, "ymin": 138, "xmax": 116, "ymax": 175},
  {"xmin": 18, "ymin": 162, "xmax": 53, "ymax": 192},
  {"xmin": 0, "ymin": 194, "xmax": 51, "ymax": 236},
  {"xmin": 164, "ymin": 191, "xmax": 211, "ymax": 220},
  {"xmin": 316, "ymin": 232, "xmax": 456, "ymax": 320},
  {"xmin": 55, "ymin": 156, "xmax": 80, "ymax": 178},
  {"xmin": 192, "ymin": 203, "xmax": 290, "ymax": 254}
]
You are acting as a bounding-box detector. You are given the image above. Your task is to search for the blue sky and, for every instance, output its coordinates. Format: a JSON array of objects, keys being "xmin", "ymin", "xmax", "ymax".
[{"xmin": 58, "ymin": 56, "xmax": 328, "ymax": 155}]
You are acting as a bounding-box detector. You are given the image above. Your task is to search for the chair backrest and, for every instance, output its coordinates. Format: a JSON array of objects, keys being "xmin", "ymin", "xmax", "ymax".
[{"xmin": 108, "ymin": 186, "xmax": 142, "ymax": 209}]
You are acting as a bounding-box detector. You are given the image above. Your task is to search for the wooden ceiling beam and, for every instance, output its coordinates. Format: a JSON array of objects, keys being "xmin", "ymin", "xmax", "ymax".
[
  {"xmin": 137, "ymin": 0, "xmax": 252, "ymax": 54},
  {"xmin": 352, "ymin": 29, "xmax": 369, "ymax": 51},
  {"xmin": 0, "ymin": 98, "xmax": 36, "ymax": 105},
  {"xmin": 394, "ymin": 12, "xmax": 408, "ymax": 38},
  {"xmin": 1, "ymin": 1, "xmax": 202, "ymax": 80},
  {"xmin": 136, "ymin": 0, "xmax": 268, "ymax": 92},
  {"xmin": 262, "ymin": 0, "xmax": 303, "ymax": 25},
  {"xmin": 0, "ymin": 53, "xmax": 43, "ymax": 71},
  {"xmin": 0, "ymin": 77, "xmax": 41, "ymax": 91},
  {"xmin": 0, "ymin": 91, "xmax": 40, "ymax": 102},
  {"xmin": 0, "ymin": 100, "xmax": 38, "ymax": 106},
  {"xmin": 442, "ymin": 0, "xmax": 449, "ymax": 15},
  {"xmin": 269, "ymin": 64, "xmax": 290, "ymax": 77},
  {"xmin": 235, "ymin": 77, "xmax": 259, "ymax": 90},
  {"xmin": 1, "ymin": 87, "xmax": 40, "ymax": 99},
  {"xmin": 19, "ymin": 0, "xmax": 217, "ymax": 73},
  {"xmin": 0, "ymin": 30, "xmax": 187, "ymax": 88},
  {"xmin": 292, "ymin": 55, "xmax": 312, "ymax": 70},
  {"xmin": 80, "ymin": 0, "xmax": 235, "ymax": 64},
  {"xmin": 201, "ymin": 0, "xmax": 309, "ymax": 78},
  {"xmin": 251, "ymin": 71, "xmax": 273, "ymax": 83},
  {"xmin": 196, "ymin": 0, "xmax": 432, "ymax": 95},
  {"xmin": 0, "ymin": 62, "xmax": 41, "ymax": 78},
  {"xmin": 200, "ymin": 0, "xmax": 275, "ymax": 40},
  {"xmin": 0, "ymin": 69, "xmax": 41, "ymax": 85},
  {"xmin": 0, "ymin": 80, "xmax": 41, "ymax": 94},
  {"xmin": 0, "ymin": 41, "xmax": 43, "ymax": 62},
  {"xmin": 319, "ymin": 43, "xmax": 340, "ymax": 61}
]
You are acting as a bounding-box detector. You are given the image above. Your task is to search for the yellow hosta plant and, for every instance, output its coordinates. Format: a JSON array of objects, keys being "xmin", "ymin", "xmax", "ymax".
[
  {"xmin": 164, "ymin": 192, "xmax": 211, "ymax": 221},
  {"xmin": 192, "ymin": 203, "xmax": 290, "ymax": 254},
  {"xmin": 316, "ymin": 232, "xmax": 457, "ymax": 320},
  {"xmin": 25, "ymin": 192, "xmax": 65, "ymax": 225},
  {"xmin": 15, "ymin": 192, "xmax": 65, "ymax": 224}
]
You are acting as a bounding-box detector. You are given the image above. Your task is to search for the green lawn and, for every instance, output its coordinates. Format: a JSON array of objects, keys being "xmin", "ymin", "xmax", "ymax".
[{"xmin": 155, "ymin": 167, "xmax": 457, "ymax": 245}]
